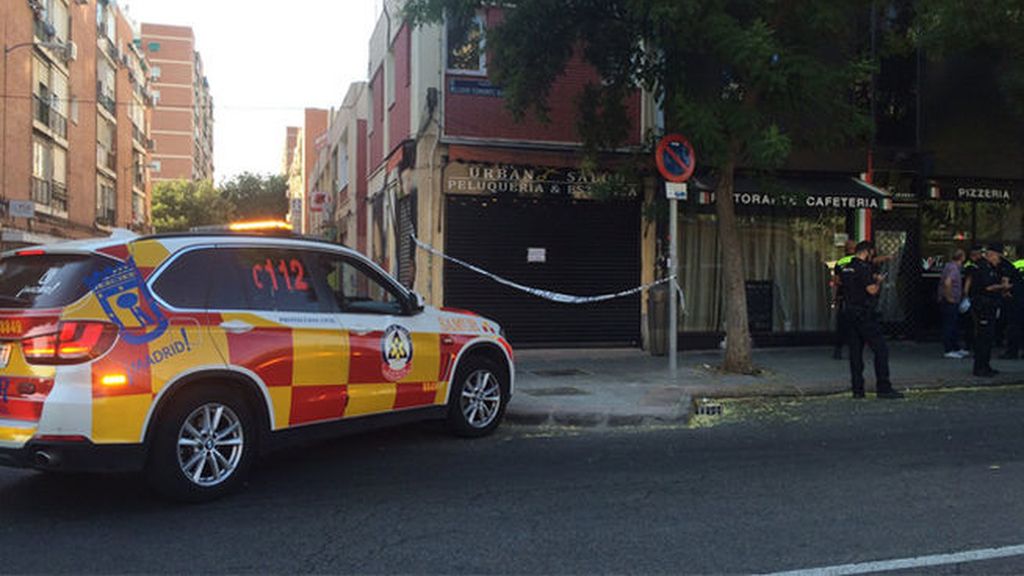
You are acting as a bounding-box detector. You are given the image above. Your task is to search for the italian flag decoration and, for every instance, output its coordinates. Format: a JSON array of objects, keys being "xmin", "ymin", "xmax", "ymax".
[{"xmin": 856, "ymin": 209, "xmax": 872, "ymax": 241}]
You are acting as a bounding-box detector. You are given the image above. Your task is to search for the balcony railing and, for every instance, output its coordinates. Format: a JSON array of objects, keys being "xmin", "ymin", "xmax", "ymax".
[
  {"xmin": 32, "ymin": 94, "xmax": 50, "ymax": 126},
  {"xmin": 30, "ymin": 176, "xmax": 51, "ymax": 205},
  {"xmin": 32, "ymin": 95, "xmax": 68, "ymax": 139},
  {"xmin": 51, "ymin": 182, "xmax": 68, "ymax": 212},
  {"xmin": 97, "ymin": 146, "xmax": 116, "ymax": 172},
  {"xmin": 96, "ymin": 82, "xmax": 116, "ymax": 115},
  {"xmin": 132, "ymin": 123, "xmax": 146, "ymax": 145},
  {"xmin": 96, "ymin": 207, "xmax": 117, "ymax": 226}
]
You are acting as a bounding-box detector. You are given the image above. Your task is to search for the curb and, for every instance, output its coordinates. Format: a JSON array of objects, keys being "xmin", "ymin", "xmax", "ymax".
[{"xmin": 505, "ymin": 397, "xmax": 692, "ymax": 429}]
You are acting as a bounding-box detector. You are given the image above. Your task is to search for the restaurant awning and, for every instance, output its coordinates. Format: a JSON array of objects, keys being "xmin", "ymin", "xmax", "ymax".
[{"xmin": 691, "ymin": 175, "xmax": 893, "ymax": 210}]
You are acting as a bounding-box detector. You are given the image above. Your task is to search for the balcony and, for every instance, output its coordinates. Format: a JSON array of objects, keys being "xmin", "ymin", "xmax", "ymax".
[
  {"xmin": 132, "ymin": 123, "xmax": 146, "ymax": 145},
  {"xmin": 30, "ymin": 176, "xmax": 51, "ymax": 205},
  {"xmin": 51, "ymin": 182, "xmax": 68, "ymax": 212},
  {"xmin": 97, "ymin": 146, "xmax": 116, "ymax": 172},
  {"xmin": 133, "ymin": 165, "xmax": 145, "ymax": 189},
  {"xmin": 96, "ymin": 207, "xmax": 117, "ymax": 227},
  {"xmin": 96, "ymin": 82, "xmax": 116, "ymax": 115},
  {"xmin": 32, "ymin": 94, "xmax": 50, "ymax": 126}
]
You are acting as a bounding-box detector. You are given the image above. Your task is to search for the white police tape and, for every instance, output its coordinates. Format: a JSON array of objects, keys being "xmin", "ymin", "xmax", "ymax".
[{"xmin": 412, "ymin": 235, "xmax": 678, "ymax": 305}]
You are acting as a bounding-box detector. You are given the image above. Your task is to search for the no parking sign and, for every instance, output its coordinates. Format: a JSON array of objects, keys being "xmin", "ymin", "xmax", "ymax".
[{"xmin": 655, "ymin": 134, "xmax": 696, "ymax": 184}]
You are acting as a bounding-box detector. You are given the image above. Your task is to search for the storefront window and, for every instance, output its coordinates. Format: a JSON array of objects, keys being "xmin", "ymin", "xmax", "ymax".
[
  {"xmin": 976, "ymin": 202, "xmax": 1024, "ymax": 260},
  {"xmin": 920, "ymin": 201, "xmax": 972, "ymax": 271},
  {"xmin": 678, "ymin": 210, "xmax": 845, "ymax": 333}
]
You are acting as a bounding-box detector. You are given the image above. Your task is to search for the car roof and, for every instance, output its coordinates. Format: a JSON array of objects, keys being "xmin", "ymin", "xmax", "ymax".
[{"xmin": 1, "ymin": 229, "xmax": 357, "ymax": 257}]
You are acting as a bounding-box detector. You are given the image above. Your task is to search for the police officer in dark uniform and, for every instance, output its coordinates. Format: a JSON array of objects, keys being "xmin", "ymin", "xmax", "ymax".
[
  {"xmin": 998, "ymin": 248, "xmax": 1024, "ymax": 359},
  {"xmin": 971, "ymin": 243, "xmax": 1013, "ymax": 376},
  {"xmin": 961, "ymin": 245, "xmax": 984, "ymax": 354},
  {"xmin": 840, "ymin": 241, "xmax": 903, "ymax": 399},
  {"xmin": 831, "ymin": 240, "xmax": 857, "ymax": 359}
]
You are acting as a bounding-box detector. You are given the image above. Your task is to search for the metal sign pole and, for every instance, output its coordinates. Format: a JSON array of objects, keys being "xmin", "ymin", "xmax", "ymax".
[{"xmin": 669, "ymin": 192, "xmax": 678, "ymax": 374}]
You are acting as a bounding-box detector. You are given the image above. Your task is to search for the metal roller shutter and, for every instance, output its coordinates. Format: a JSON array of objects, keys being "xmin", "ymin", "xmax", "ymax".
[{"xmin": 444, "ymin": 195, "xmax": 640, "ymax": 347}]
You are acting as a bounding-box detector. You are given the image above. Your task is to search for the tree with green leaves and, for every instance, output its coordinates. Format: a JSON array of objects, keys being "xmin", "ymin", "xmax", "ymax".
[
  {"xmin": 219, "ymin": 172, "xmax": 290, "ymax": 222},
  {"xmin": 151, "ymin": 179, "xmax": 235, "ymax": 233},
  {"xmin": 406, "ymin": 0, "xmax": 873, "ymax": 372},
  {"xmin": 913, "ymin": 0, "xmax": 1024, "ymax": 117}
]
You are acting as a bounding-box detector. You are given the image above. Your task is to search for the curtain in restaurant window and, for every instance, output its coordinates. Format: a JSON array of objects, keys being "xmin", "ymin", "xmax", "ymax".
[{"xmin": 678, "ymin": 211, "xmax": 844, "ymax": 333}]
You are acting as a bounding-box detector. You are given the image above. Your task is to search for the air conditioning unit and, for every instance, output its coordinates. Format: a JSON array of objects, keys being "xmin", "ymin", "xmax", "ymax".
[
  {"xmin": 145, "ymin": 138, "xmax": 156, "ymax": 151},
  {"xmin": 150, "ymin": 67, "xmax": 161, "ymax": 81},
  {"xmin": 150, "ymin": 90, "xmax": 160, "ymax": 105},
  {"xmin": 147, "ymin": 160, "xmax": 161, "ymax": 171},
  {"xmin": 66, "ymin": 41, "xmax": 77, "ymax": 62}
]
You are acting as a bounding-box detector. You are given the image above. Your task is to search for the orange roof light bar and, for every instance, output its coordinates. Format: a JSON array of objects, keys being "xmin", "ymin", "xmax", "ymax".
[{"xmin": 228, "ymin": 220, "xmax": 294, "ymax": 232}]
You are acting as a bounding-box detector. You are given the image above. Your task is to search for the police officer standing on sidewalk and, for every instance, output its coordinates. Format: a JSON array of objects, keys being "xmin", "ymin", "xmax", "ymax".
[
  {"xmin": 831, "ymin": 239, "xmax": 858, "ymax": 359},
  {"xmin": 840, "ymin": 240, "xmax": 903, "ymax": 399},
  {"xmin": 971, "ymin": 243, "xmax": 1013, "ymax": 376}
]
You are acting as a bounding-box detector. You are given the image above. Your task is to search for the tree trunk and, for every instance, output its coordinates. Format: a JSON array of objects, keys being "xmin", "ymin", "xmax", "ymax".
[{"xmin": 715, "ymin": 152, "xmax": 754, "ymax": 373}]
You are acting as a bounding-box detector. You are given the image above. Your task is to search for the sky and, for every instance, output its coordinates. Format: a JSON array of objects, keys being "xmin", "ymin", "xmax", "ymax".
[{"xmin": 123, "ymin": 0, "xmax": 383, "ymax": 182}]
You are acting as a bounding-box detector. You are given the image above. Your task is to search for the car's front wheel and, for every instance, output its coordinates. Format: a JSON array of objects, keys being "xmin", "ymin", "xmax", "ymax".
[
  {"xmin": 447, "ymin": 356, "xmax": 509, "ymax": 437},
  {"xmin": 146, "ymin": 386, "xmax": 256, "ymax": 502}
]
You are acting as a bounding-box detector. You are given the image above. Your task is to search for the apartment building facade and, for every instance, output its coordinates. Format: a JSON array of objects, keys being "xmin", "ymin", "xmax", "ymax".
[
  {"xmin": 139, "ymin": 23, "xmax": 213, "ymax": 182},
  {"xmin": 308, "ymin": 83, "xmax": 369, "ymax": 252},
  {"xmin": 352, "ymin": 3, "xmax": 651, "ymax": 347},
  {"xmin": 1, "ymin": 0, "xmax": 155, "ymax": 249},
  {"xmin": 283, "ymin": 108, "xmax": 327, "ymax": 234}
]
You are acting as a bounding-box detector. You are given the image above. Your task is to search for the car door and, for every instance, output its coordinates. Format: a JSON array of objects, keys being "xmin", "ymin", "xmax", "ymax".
[
  {"xmin": 202, "ymin": 246, "xmax": 349, "ymax": 430},
  {"xmin": 309, "ymin": 251, "xmax": 441, "ymax": 418}
]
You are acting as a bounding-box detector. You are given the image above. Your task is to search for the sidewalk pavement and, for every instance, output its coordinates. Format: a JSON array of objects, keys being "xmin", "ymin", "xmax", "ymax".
[{"xmin": 506, "ymin": 342, "xmax": 1024, "ymax": 427}]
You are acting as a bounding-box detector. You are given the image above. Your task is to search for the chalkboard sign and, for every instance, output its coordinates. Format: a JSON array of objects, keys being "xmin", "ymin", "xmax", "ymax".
[{"xmin": 745, "ymin": 281, "xmax": 773, "ymax": 333}]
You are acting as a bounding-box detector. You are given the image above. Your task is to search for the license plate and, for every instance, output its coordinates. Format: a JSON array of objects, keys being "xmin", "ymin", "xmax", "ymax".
[{"xmin": 0, "ymin": 344, "xmax": 10, "ymax": 369}]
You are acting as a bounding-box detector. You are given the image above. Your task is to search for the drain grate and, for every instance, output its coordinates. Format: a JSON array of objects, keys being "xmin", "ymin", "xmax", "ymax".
[
  {"xmin": 694, "ymin": 400, "xmax": 723, "ymax": 416},
  {"xmin": 521, "ymin": 387, "xmax": 590, "ymax": 397},
  {"xmin": 531, "ymin": 368, "xmax": 589, "ymax": 377}
]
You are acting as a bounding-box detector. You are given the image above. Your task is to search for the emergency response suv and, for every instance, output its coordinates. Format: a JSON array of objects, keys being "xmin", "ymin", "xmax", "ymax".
[{"xmin": 0, "ymin": 230, "xmax": 513, "ymax": 501}]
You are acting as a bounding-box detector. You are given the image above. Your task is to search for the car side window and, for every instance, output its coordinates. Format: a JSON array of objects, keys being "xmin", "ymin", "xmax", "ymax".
[
  {"xmin": 313, "ymin": 253, "xmax": 405, "ymax": 315},
  {"xmin": 152, "ymin": 249, "xmax": 223, "ymax": 309},
  {"xmin": 230, "ymin": 248, "xmax": 325, "ymax": 313}
]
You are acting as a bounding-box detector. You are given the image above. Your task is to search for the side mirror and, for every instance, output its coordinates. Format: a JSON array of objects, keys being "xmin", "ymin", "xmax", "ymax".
[{"xmin": 410, "ymin": 291, "xmax": 426, "ymax": 312}]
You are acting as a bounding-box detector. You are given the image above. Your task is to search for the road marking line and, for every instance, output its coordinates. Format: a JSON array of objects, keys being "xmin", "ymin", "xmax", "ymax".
[{"xmin": 763, "ymin": 544, "xmax": 1024, "ymax": 576}]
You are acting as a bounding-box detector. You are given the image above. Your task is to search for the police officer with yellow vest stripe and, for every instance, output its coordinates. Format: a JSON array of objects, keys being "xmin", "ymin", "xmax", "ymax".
[
  {"xmin": 999, "ymin": 252, "xmax": 1024, "ymax": 359},
  {"xmin": 831, "ymin": 240, "xmax": 857, "ymax": 359}
]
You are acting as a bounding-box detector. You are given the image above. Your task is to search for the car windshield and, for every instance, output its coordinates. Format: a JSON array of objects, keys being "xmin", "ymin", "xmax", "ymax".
[{"xmin": 0, "ymin": 254, "xmax": 113, "ymax": 309}]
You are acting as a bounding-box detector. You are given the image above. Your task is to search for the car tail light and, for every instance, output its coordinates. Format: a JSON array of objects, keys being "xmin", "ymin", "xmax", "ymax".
[{"xmin": 22, "ymin": 321, "xmax": 118, "ymax": 364}]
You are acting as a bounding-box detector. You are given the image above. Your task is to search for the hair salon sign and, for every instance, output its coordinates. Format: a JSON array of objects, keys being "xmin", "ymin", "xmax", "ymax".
[{"xmin": 445, "ymin": 163, "xmax": 632, "ymax": 198}]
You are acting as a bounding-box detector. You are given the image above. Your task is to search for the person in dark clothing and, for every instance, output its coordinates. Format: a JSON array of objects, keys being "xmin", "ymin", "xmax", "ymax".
[
  {"xmin": 831, "ymin": 239, "xmax": 857, "ymax": 359},
  {"xmin": 938, "ymin": 249, "xmax": 966, "ymax": 358},
  {"xmin": 840, "ymin": 241, "xmax": 903, "ymax": 399},
  {"xmin": 961, "ymin": 245, "xmax": 984, "ymax": 354},
  {"xmin": 970, "ymin": 243, "xmax": 1013, "ymax": 377},
  {"xmin": 998, "ymin": 251, "xmax": 1024, "ymax": 359}
]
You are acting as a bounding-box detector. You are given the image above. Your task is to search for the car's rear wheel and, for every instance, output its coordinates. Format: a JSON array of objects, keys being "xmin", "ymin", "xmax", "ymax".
[
  {"xmin": 146, "ymin": 386, "xmax": 256, "ymax": 502},
  {"xmin": 447, "ymin": 356, "xmax": 508, "ymax": 437}
]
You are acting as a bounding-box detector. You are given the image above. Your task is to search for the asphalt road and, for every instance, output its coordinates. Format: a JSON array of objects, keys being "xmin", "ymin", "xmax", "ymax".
[{"xmin": 2, "ymin": 386, "xmax": 1024, "ymax": 574}]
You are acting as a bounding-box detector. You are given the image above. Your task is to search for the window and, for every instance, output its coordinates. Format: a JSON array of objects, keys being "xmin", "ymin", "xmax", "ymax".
[
  {"xmin": 176, "ymin": 248, "xmax": 328, "ymax": 313},
  {"xmin": 50, "ymin": 0, "xmax": 69, "ymax": 45},
  {"xmin": 147, "ymin": 41, "xmax": 161, "ymax": 53},
  {"xmin": 446, "ymin": 12, "xmax": 486, "ymax": 72},
  {"xmin": 0, "ymin": 254, "xmax": 117, "ymax": 309},
  {"xmin": 152, "ymin": 250, "xmax": 222, "ymax": 309},
  {"xmin": 97, "ymin": 176, "xmax": 116, "ymax": 224},
  {"xmin": 32, "ymin": 138, "xmax": 51, "ymax": 180},
  {"xmin": 97, "ymin": 116, "xmax": 115, "ymax": 171},
  {"xmin": 386, "ymin": 50, "xmax": 396, "ymax": 107},
  {"xmin": 312, "ymin": 253, "xmax": 405, "ymax": 315}
]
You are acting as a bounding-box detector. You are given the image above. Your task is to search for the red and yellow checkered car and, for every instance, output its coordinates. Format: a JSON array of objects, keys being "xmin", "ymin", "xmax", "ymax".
[{"xmin": 0, "ymin": 231, "xmax": 513, "ymax": 501}]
